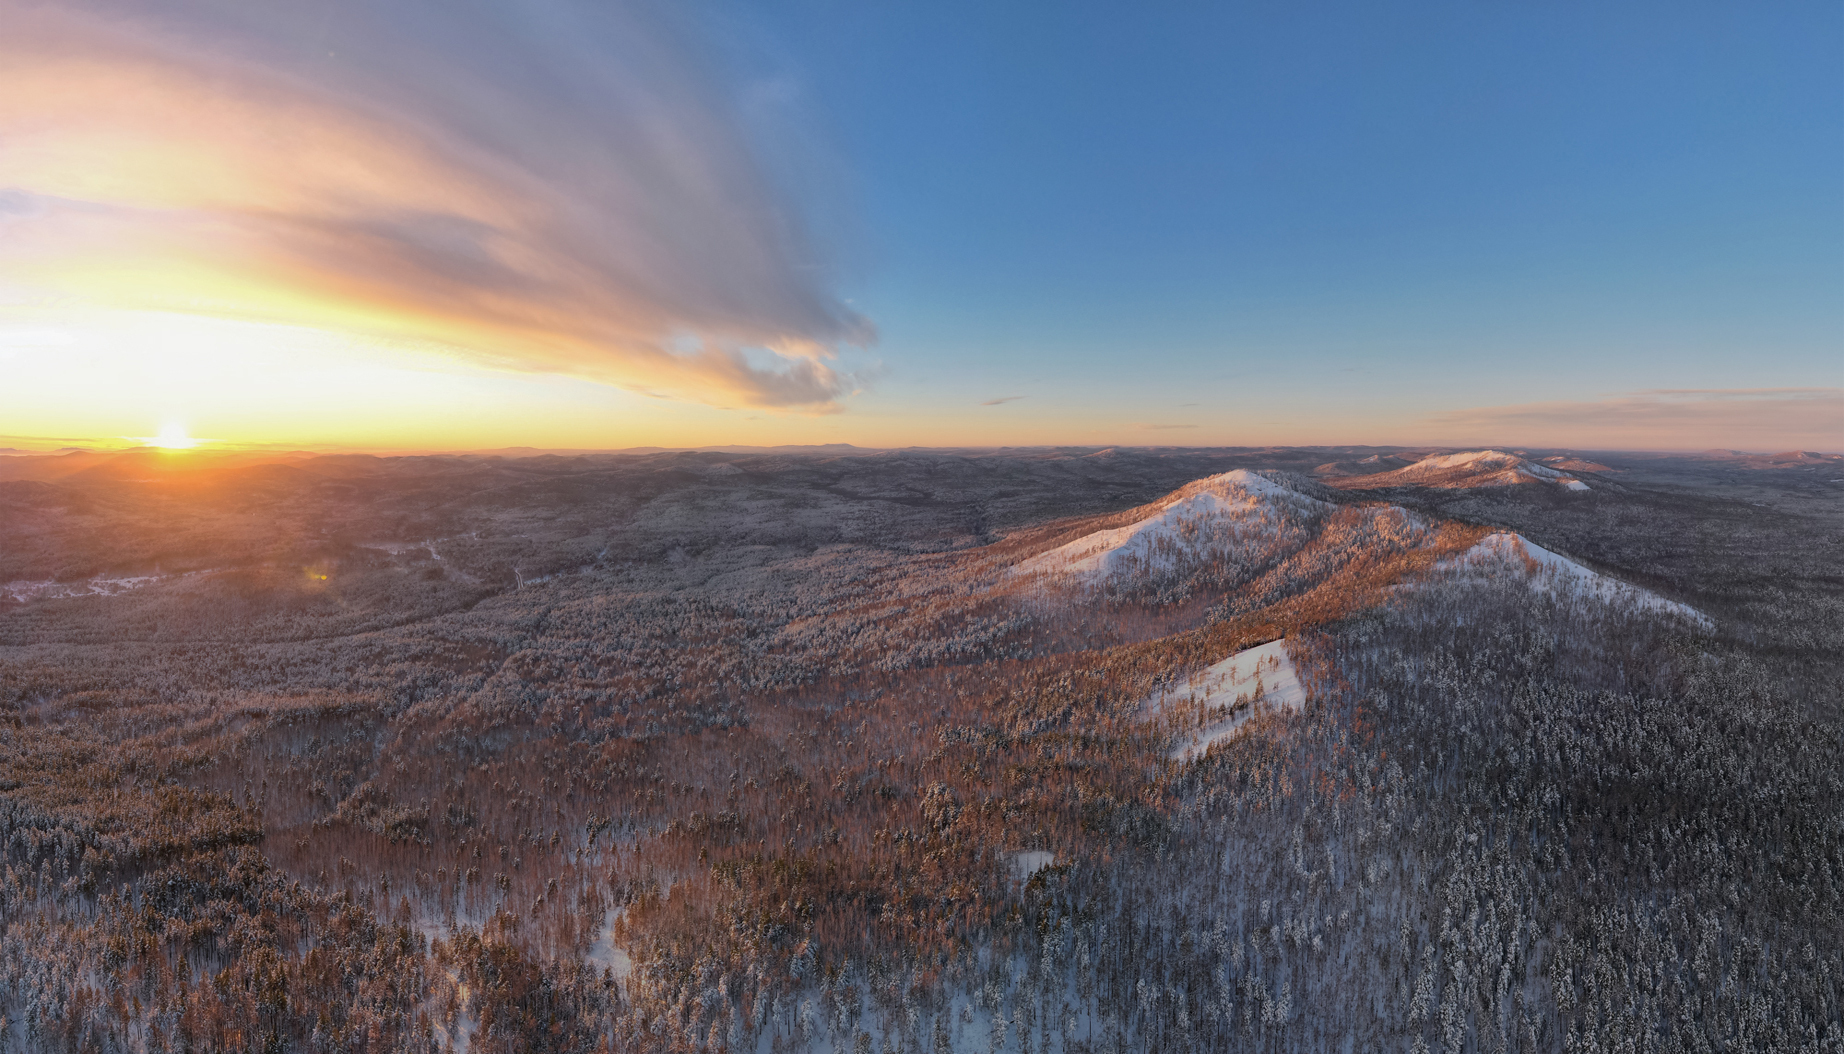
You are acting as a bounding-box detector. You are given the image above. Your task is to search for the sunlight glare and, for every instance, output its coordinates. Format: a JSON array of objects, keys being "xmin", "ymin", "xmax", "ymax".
[{"xmin": 151, "ymin": 422, "xmax": 196, "ymax": 450}]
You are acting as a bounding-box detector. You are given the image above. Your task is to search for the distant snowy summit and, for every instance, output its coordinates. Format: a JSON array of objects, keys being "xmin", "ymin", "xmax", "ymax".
[
  {"xmin": 1311, "ymin": 452, "xmax": 1417, "ymax": 477},
  {"xmin": 1331, "ymin": 449, "xmax": 1595, "ymax": 491},
  {"xmin": 1013, "ymin": 469, "xmax": 1335, "ymax": 583}
]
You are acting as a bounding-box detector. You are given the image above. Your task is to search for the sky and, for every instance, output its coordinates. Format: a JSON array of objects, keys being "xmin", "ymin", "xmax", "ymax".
[{"xmin": 1, "ymin": 0, "xmax": 1839, "ymax": 452}]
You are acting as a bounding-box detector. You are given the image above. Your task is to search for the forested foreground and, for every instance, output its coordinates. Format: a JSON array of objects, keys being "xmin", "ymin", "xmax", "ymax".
[
  {"xmin": 0, "ymin": 449, "xmax": 1837, "ymax": 1052},
  {"xmin": 936, "ymin": 585, "xmax": 1842, "ymax": 1054}
]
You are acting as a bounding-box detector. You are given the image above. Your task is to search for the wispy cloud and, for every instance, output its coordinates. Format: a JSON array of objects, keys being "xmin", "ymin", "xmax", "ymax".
[
  {"xmin": 1633, "ymin": 388, "xmax": 1837, "ymax": 398},
  {"xmin": 1423, "ymin": 388, "xmax": 1844, "ymax": 451},
  {"xmin": 0, "ymin": 0, "xmax": 871, "ymax": 409},
  {"xmin": 980, "ymin": 395, "xmax": 1025, "ymax": 406}
]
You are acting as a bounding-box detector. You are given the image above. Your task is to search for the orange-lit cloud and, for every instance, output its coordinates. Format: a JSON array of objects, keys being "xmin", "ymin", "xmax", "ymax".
[
  {"xmin": 1422, "ymin": 388, "xmax": 1844, "ymax": 451},
  {"xmin": 0, "ymin": 0, "xmax": 871, "ymax": 409}
]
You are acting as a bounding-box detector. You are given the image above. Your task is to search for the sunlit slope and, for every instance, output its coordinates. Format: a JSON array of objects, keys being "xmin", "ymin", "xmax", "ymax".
[
  {"xmin": 1015, "ymin": 470, "xmax": 1331, "ymax": 579},
  {"xmin": 1009, "ymin": 470, "xmax": 1442, "ymax": 609},
  {"xmin": 1331, "ymin": 449, "xmax": 1595, "ymax": 491},
  {"xmin": 1010, "ymin": 466, "xmax": 1701, "ymax": 623},
  {"xmin": 1147, "ymin": 638, "xmax": 1308, "ymax": 762}
]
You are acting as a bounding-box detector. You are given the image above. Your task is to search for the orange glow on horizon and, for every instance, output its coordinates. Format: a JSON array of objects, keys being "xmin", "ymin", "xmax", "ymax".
[{"xmin": 0, "ymin": 306, "xmax": 1835, "ymax": 456}]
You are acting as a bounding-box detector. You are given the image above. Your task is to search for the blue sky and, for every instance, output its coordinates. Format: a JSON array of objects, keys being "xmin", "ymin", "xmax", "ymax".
[{"xmin": 718, "ymin": 0, "xmax": 1843, "ymax": 446}]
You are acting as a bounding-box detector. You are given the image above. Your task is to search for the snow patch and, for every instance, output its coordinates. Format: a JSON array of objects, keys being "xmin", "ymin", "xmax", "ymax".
[
  {"xmin": 0, "ymin": 569, "xmax": 214, "ymax": 602},
  {"xmin": 1149, "ymin": 639, "xmax": 1307, "ymax": 762},
  {"xmin": 585, "ymin": 908, "xmax": 635, "ymax": 980},
  {"xmin": 1514, "ymin": 462, "xmax": 1588, "ymax": 488},
  {"xmin": 1008, "ymin": 850, "xmax": 1056, "ymax": 880}
]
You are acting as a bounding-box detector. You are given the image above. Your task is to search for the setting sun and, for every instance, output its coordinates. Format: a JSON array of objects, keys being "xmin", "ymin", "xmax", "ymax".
[{"xmin": 150, "ymin": 423, "xmax": 196, "ymax": 450}]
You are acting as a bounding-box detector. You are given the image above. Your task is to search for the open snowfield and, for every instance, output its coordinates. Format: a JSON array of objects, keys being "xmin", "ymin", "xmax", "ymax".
[
  {"xmin": 1150, "ymin": 638, "xmax": 1308, "ymax": 761},
  {"xmin": 1008, "ymin": 850, "xmax": 1057, "ymax": 881}
]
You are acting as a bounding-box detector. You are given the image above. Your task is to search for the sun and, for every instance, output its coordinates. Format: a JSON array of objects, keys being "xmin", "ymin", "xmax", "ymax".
[{"xmin": 151, "ymin": 423, "xmax": 198, "ymax": 450}]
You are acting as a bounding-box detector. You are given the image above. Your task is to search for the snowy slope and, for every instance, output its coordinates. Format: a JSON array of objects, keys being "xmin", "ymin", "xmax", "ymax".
[
  {"xmin": 1315, "ymin": 452, "xmax": 1416, "ymax": 477},
  {"xmin": 1335, "ymin": 450, "xmax": 1593, "ymax": 491},
  {"xmin": 1148, "ymin": 639, "xmax": 1308, "ymax": 762},
  {"xmin": 1015, "ymin": 470, "xmax": 1328, "ymax": 582},
  {"xmin": 1437, "ymin": 532, "xmax": 1709, "ymax": 626}
]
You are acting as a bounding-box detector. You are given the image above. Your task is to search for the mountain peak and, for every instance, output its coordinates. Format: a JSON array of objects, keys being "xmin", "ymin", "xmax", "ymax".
[
  {"xmin": 1014, "ymin": 470, "xmax": 1341, "ymax": 589},
  {"xmin": 1331, "ymin": 449, "xmax": 1593, "ymax": 492}
]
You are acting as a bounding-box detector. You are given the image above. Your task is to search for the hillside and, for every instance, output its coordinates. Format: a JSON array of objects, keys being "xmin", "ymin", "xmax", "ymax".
[
  {"xmin": 1015, "ymin": 470, "xmax": 1334, "ymax": 581},
  {"xmin": 1329, "ymin": 448, "xmax": 1596, "ymax": 491}
]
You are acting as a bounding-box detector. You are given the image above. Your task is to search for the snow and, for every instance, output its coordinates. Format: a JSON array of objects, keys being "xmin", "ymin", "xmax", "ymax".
[
  {"xmin": 1415, "ymin": 450, "xmax": 1520, "ymax": 470},
  {"xmin": 1015, "ymin": 470, "xmax": 1325, "ymax": 580},
  {"xmin": 1149, "ymin": 639, "xmax": 1308, "ymax": 762},
  {"xmin": 0, "ymin": 570, "xmax": 209, "ymax": 602},
  {"xmin": 1008, "ymin": 850, "xmax": 1056, "ymax": 880},
  {"xmin": 1388, "ymin": 450, "xmax": 1589, "ymax": 491},
  {"xmin": 360, "ymin": 540, "xmax": 433, "ymax": 554},
  {"xmin": 1513, "ymin": 462, "xmax": 1589, "ymax": 488},
  {"xmin": 1439, "ymin": 532, "xmax": 1709, "ymax": 626},
  {"xmin": 585, "ymin": 908, "xmax": 635, "ymax": 979}
]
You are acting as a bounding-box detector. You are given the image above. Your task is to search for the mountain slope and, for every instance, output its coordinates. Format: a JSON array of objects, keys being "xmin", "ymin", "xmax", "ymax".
[
  {"xmin": 1149, "ymin": 638, "xmax": 1308, "ymax": 761},
  {"xmin": 1013, "ymin": 470, "xmax": 1333, "ymax": 584},
  {"xmin": 1432, "ymin": 531, "xmax": 1709, "ymax": 625},
  {"xmin": 1014, "ymin": 466, "xmax": 1701, "ymax": 633},
  {"xmin": 1313, "ymin": 452, "xmax": 1417, "ymax": 477},
  {"xmin": 1332, "ymin": 449, "xmax": 1593, "ymax": 491}
]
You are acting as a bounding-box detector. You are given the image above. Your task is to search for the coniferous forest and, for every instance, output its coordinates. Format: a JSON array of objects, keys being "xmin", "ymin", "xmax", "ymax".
[{"xmin": 0, "ymin": 445, "xmax": 1838, "ymax": 1053}]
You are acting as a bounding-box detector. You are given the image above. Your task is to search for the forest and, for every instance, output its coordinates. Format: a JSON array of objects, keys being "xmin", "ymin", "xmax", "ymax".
[{"xmin": 0, "ymin": 444, "xmax": 1838, "ymax": 1053}]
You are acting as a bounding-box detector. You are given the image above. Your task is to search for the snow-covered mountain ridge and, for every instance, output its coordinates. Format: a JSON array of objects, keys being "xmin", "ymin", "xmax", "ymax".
[
  {"xmin": 1331, "ymin": 449, "xmax": 1595, "ymax": 491},
  {"xmin": 1016, "ymin": 467, "xmax": 1703, "ymax": 626},
  {"xmin": 1013, "ymin": 469, "xmax": 1335, "ymax": 582}
]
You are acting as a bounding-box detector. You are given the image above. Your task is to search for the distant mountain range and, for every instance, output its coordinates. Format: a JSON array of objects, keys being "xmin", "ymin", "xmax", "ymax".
[{"xmin": 1014, "ymin": 461, "xmax": 1701, "ymax": 621}]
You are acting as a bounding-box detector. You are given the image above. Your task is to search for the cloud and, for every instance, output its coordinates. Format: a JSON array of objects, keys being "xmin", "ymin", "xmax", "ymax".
[
  {"xmin": 980, "ymin": 395, "xmax": 1025, "ymax": 406},
  {"xmin": 1137, "ymin": 423, "xmax": 1198, "ymax": 430},
  {"xmin": 0, "ymin": 0, "xmax": 872, "ymax": 409},
  {"xmin": 1422, "ymin": 388, "xmax": 1844, "ymax": 451},
  {"xmin": 1632, "ymin": 387, "xmax": 1838, "ymax": 398}
]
